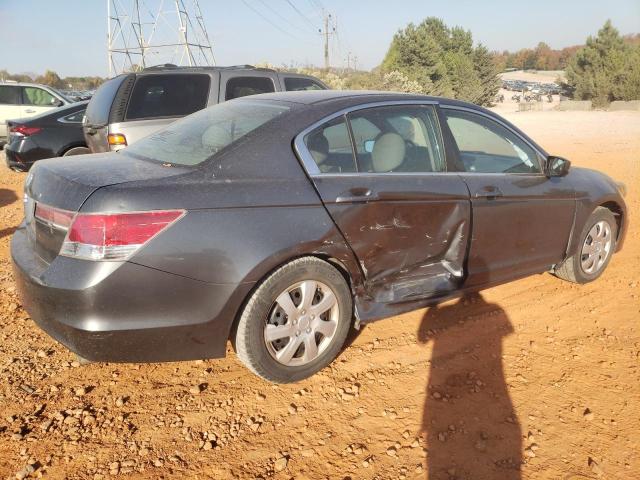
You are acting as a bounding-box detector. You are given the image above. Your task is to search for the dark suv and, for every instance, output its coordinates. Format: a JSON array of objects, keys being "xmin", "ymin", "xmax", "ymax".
[{"xmin": 83, "ymin": 64, "xmax": 328, "ymax": 153}]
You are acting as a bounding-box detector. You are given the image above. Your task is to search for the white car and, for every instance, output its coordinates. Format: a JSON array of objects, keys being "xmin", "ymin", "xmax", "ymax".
[{"xmin": 0, "ymin": 81, "xmax": 72, "ymax": 142}]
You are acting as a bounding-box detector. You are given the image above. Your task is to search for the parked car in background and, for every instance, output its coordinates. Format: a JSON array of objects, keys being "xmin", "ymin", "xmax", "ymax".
[
  {"xmin": 83, "ymin": 64, "xmax": 328, "ymax": 153},
  {"xmin": 4, "ymin": 101, "xmax": 89, "ymax": 171},
  {"xmin": 0, "ymin": 81, "xmax": 73, "ymax": 144},
  {"xmin": 12, "ymin": 91, "xmax": 627, "ymax": 383}
]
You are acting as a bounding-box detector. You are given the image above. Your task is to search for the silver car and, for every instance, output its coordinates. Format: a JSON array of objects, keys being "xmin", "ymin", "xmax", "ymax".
[{"xmin": 83, "ymin": 65, "xmax": 328, "ymax": 153}]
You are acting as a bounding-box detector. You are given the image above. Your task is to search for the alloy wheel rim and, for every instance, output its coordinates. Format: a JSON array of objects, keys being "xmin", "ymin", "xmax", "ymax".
[
  {"xmin": 264, "ymin": 280, "xmax": 339, "ymax": 367},
  {"xmin": 580, "ymin": 220, "xmax": 612, "ymax": 274}
]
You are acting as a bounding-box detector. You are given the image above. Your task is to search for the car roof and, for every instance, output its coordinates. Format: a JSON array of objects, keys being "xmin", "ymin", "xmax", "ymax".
[{"xmin": 237, "ymin": 89, "xmax": 477, "ymax": 109}]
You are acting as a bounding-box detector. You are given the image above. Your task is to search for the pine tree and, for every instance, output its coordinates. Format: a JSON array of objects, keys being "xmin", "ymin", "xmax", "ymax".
[{"xmin": 566, "ymin": 20, "xmax": 631, "ymax": 106}]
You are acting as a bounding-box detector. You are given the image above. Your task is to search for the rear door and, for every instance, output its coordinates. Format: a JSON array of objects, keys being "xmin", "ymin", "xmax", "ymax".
[
  {"xmin": 297, "ymin": 102, "xmax": 471, "ymax": 303},
  {"xmin": 0, "ymin": 85, "xmax": 23, "ymax": 139},
  {"xmin": 440, "ymin": 106, "xmax": 575, "ymax": 286},
  {"xmin": 83, "ymin": 75, "xmax": 131, "ymax": 152},
  {"xmin": 220, "ymin": 72, "xmax": 278, "ymax": 101}
]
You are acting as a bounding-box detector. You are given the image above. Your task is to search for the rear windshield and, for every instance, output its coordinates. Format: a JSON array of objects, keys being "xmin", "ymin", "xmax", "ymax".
[
  {"xmin": 84, "ymin": 76, "xmax": 126, "ymax": 126},
  {"xmin": 123, "ymin": 100, "xmax": 290, "ymax": 166},
  {"xmin": 126, "ymin": 74, "xmax": 210, "ymax": 120}
]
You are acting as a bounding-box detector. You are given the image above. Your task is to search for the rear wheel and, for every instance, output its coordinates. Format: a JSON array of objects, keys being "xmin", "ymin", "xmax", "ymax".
[
  {"xmin": 63, "ymin": 146, "xmax": 90, "ymax": 157},
  {"xmin": 234, "ymin": 257, "xmax": 352, "ymax": 383},
  {"xmin": 554, "ymin": 207, "xmax": 617, "ymax": 284}
]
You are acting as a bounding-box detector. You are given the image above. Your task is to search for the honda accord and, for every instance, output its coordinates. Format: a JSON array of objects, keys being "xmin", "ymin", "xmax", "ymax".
[{"xmin": 12, "ymin": 91, "xmax": 628, "ymax": 382}]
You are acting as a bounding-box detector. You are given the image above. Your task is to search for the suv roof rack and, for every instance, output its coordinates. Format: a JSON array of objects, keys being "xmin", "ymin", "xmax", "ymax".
[{"xmin": 141, "ymin": 64, "xmax": 276, "ymax": 73}]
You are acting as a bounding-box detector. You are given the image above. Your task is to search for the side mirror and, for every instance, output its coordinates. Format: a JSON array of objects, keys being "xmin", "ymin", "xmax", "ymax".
[
  {"xmin": 53, "ymin": 99, "xmax": 64, "ymax": 107},
  {"xmin": 546, "ymin": 156, "xmax": 571, "ymax": 177},
  {"xmin": 364, "ymin": 140, "xmax": 375, "ymax": 153}
]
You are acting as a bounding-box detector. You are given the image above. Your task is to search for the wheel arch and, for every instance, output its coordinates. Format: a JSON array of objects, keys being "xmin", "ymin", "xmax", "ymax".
[{"xmin": 227, "ymin": 252, "xmax": 361, "ymax": 345}]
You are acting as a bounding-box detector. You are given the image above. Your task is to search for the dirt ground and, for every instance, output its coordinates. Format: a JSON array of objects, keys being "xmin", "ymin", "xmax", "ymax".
[{"xmin": 0, "ymin": 109, "xmax": 639, "ymax": 480}]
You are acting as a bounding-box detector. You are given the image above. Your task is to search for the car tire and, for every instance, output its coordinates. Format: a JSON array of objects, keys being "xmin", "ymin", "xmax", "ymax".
[
  {"xmin": 554, "ymin": 207, "xmax": 617, "ymax": 284},
  {"xmin": 63, "ymin": 146, "xmax": 91, "ymax": 156},
  {"xmin": 234, "ymin": 256, "xmax": 353, "ymax": 383}
]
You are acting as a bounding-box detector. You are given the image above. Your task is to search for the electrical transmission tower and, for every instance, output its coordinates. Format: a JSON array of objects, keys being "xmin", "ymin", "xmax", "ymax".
[{"xmin": 107, "ymin": 0, "xmax": 215, "ymax": 77}]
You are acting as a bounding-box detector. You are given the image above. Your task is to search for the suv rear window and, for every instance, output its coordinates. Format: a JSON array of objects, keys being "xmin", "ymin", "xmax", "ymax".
[
  {"xmin": 124, "ymin": 100, "xmax": 290, "ymax": 166},
  {"xmin": 284, "ymin": 77, "xmax": 325, "ymax": 91},
  {"xmin": 126, "ymin": 74, "xmax": 210, "ymax": 120},
  {"xmin": 84, "ymin": 76, "xmax": 127, "ymax": 126},
  {"xmin": 225, "ymin": 76, "xmax": 275, "ymax": 100}
]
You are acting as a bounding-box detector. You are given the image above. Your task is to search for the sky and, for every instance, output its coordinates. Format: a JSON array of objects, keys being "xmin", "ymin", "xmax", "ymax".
[{"xmin": 0, "ymin": 0, "xmax": 638, "ymax": 78}]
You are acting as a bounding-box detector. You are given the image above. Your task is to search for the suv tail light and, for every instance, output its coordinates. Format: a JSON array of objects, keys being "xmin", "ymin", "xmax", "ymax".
[
  {"xmin": 59, "ymin": 210, "xmax": 185, "ymax": 261},
  {"xmin": 10, "ymin": 125, "xmax": 42, "ymax": 137},
  {"xmin": 108, "ymin": 133, "xmax": 127, "ymax": 147}
]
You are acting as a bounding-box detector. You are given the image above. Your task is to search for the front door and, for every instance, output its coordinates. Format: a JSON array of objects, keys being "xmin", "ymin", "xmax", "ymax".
[
  {"xmin": 300, "ymin": 103, "xmax": 471, "ymax": 303},
  {"xmin": 20, "ymin": 86, "xmax": 60, "ymax": 118},
  {"xmin": 441, "ymin": 107, "xmax": 575, "ymax": 286}
]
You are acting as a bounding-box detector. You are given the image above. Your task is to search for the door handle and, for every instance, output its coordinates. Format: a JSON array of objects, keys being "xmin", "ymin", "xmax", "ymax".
[
  {"xmin": 336, "ymin": 188, "xmax": 374, "ymax": 203},
  {"xmin": 24, "ymin": 109, "xmax": 36, "ymax": 114},
  {"xmin": 474, "ymin": 186, "xmax": 504, "ymax": 199}
]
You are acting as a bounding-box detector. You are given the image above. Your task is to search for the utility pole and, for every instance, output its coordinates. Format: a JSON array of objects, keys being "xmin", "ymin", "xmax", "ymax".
[
  {"xmin": 320, "ymin": 11, "xmax": 336, "ymax": 70},
  {"xmin": 346, "ymin": 51, "xmax": 351, "ymax": 71}
]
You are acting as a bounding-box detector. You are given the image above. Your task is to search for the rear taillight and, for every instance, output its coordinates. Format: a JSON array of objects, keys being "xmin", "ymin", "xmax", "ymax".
[
  {"xmin": 59, "ymin": 210, "xmax": 185, "ymax": 261},
  {"xmin": 35, "ymin": 203, "xmax": 74, "ymax": 229},
  {"xmin": 10, "ymin": 125, "xmax": 42, "ymax": 137}
]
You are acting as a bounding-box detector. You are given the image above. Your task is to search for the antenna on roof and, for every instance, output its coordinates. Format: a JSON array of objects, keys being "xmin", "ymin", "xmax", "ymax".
[{"xmin": 107, "ymin": 0, "xmax": 215, "ymax": 77}]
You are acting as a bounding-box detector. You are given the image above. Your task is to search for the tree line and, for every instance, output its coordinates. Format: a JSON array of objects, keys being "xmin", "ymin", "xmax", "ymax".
[
  {"xmin": 2, "ymin": 19, "xmax": 638, "ymax": 107},
  {"xmin": 0, "ymin": 69, "xmax": 105, "ymax": 90}
]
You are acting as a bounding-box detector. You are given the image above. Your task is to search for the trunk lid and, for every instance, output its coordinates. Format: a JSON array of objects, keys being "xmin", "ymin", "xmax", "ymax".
[{"xmin": 25, "ymin": 152, "xmax": 190, "ymax": 262}]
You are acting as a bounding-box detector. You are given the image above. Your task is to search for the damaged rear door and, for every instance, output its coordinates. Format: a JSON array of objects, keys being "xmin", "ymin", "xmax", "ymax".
[{"xmin": 297, "ymin": 102, "xmax": 471, "ymax": 303}]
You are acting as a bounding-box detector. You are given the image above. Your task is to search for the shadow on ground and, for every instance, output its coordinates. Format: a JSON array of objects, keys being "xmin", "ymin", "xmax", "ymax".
[{"xmin": 418, "ymin": 292, "xmax": 522, "ymax": 480}]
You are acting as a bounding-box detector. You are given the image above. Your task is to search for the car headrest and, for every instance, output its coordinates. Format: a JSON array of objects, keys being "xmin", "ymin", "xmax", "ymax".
[
  {"xmin": 307, "ymin": 132, "xmax": 329, "ymax": 165},
  {"xmin": 372, "ymin": 133, "xmax": 405, "ymax": 172}
]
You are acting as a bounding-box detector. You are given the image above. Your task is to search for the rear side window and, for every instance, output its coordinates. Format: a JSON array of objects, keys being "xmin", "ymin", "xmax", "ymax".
[
  {"xmin": 59, "ymin": 110, "xmax": 86, "ymax": 123},
  {"xmin": 225, "ymin": 76, "xmax": 275, "ymax": 100},
  {"xmin": 348, "ymin": 105, "xmax": 446, "ymax": 173},
  {"xmin": 126, "ymin": 74, "xmax": 210, "ymax": 120},
  {"xmin": 124, "ymin": 100, "xmax": 290, "ymax": 166},
  {"xmin": 284, "ymin": 77, "xmax": 325, "ymax": 91},
  {"xmin": 84, "ymin": 75, "xmax": 127, "ymax": 126},
  {"xmin": 0, "ymin": 86, "xmax": 22, "ymax": 105},
  {"xmin": 304, "ymin": 117, "xmax": 356, "ymax": 173}
]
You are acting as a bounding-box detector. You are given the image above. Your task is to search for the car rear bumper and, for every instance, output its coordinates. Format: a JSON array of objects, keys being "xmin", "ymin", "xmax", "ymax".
[
  {"xmin": 11, "ymin": 225, "xmax": 253, "ymax": 362},
  {"xmin": 4, "ymin": 141, "xmax": 36, "ymax": 171}
]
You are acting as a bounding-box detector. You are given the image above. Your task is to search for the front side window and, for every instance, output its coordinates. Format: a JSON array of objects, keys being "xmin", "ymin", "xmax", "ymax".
[
  {"xmin": 443, "ymin": 109, "xmax": 541, "ymax": 174},
  {"xmin": 126, "ymin": 74, "xmax": 210, "ymax": 120},
  {"xmin": 22, "ymin": 87, "xmax": 56, "ymax": 106},
  {"xmin": 225, "ymin": 76, "xmax": 275, "ymax": 100},
  {"xmin": 304, "ymin": 117, "xmax": 356, "ymax": 173},
  {"xmin": 0, "ymin": 86, "xmax": 21, "ymax": 105},
  {"xmin": 124, "ymin": 100, "xmax": 289, "ymax": 166},
  {"xmin": 284, "ymin": 77, "xmax": 325, "ymax": 91},
  {"xmin": 348, "ymin": 105, "xmax": 446, "ymax": 173}
]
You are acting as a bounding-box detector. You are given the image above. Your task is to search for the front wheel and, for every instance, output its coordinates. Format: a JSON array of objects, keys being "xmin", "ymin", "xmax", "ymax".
[
  {"xmin": 234, "ymin": 257, "xmax": 353, "ymax": 383},
  {"xmin": 554, "ymin": 207, "xmax": 617, "ymax": 284}
]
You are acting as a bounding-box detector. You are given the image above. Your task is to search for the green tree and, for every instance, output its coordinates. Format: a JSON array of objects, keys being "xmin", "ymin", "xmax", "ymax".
[
  {"xmin": 566, "ymin": 20, "xmax": 635, "ymax": 106},
  {"xmin": 381, "ymin": 17, "xmax": 500, "ymax": 105}
]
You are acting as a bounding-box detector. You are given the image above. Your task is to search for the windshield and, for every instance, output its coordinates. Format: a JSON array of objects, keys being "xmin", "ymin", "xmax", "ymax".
[
  {"xmin": 124, "ymin": 100, "xmax": 290, "ymax": 166},
  {"xmin": 49, "ymin": 87, "xmax": 72, "ymax": 103}
]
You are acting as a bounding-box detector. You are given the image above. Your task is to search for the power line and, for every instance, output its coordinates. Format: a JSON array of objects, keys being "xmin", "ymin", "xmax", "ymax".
[
  {"xmin": 256, "ymin": 0, "xmax": 316, "ymax": 35},
  {"xmin": 240, "ymin": 0, "xmax": 313, "ymax": 44},
  {"xmin": 283, "ymin": 0, "xmax": 320, "ymax": 31}
]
